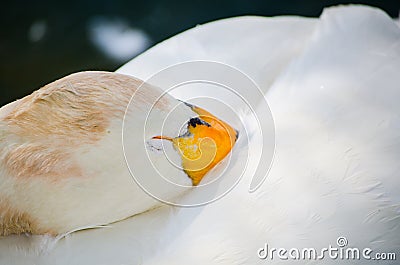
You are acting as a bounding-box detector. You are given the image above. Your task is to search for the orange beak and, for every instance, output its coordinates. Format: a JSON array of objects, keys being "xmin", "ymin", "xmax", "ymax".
[{"xmin": 153, "ymin": 105, "xmax": 238, "ymax": 186}]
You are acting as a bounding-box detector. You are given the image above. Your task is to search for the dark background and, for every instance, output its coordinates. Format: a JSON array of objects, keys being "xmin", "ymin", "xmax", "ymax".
[{"xmin": 0, "ymin": 0, "xmax": 399, "ymax": 106}]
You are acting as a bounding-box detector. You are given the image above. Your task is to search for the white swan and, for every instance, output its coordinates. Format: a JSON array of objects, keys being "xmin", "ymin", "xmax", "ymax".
[{"xmin": 0, "ymin": 4, "xmax": 399, "ymax": 265}]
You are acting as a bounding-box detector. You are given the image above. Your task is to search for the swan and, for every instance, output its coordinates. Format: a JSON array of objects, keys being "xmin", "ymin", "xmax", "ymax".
[{"xmin": 0, "ymin": 4, "xmax": 399, "ymax": 265}]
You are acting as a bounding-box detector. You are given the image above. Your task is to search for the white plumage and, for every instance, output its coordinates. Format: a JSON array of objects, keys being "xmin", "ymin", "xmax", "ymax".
[
  {"xmin": 0, "ymin": 5, "xmax": 399, "ymax": 265},
  {"xmin": 0, "ymin": 71, "xmax": 201, "ymax": 236}
]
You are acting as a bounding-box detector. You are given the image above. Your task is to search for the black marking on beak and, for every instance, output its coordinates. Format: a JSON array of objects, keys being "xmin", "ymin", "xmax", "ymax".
[
  {"xmin": 235, "ymin": 129, "xmax": 239, "ymax": 141},
  {"xmin": 188, "ymin": 117, "xmax": 211, "ymax": 128},
  {"xmin": 178, "ymin": 100, "xmax": 195, "ymax": 109}
]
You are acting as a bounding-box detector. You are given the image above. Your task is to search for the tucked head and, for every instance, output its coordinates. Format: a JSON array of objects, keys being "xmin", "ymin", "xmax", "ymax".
[{"xmin": 153, "ymin": 103, "xmax": 238, "ymax": 186}]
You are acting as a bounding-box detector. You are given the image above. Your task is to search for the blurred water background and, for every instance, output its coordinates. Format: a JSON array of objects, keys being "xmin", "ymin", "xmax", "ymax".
[{"xmin": 0, "ymin": 0, "xmax": 398, "ymax": 106}]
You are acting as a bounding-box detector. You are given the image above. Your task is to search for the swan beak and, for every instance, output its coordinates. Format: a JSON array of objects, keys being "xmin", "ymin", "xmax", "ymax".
[{"xmin": 153, "ymin": 105, "xmax": 238, "ymax": 186}]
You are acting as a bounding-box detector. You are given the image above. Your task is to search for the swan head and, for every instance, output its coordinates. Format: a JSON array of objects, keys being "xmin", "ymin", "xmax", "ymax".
[{"xmin": 153, "ymin": 103, "xmax": 238, "ymax": 186}]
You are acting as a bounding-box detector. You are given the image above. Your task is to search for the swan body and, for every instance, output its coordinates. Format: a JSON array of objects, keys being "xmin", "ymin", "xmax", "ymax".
[
  {"xmin": 0, "ymin": 71, "xmax": 237, "ymax": 236},
  {"xmin": 0, "ymin": 4, "xmax": 399, "ymax": 265}
]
